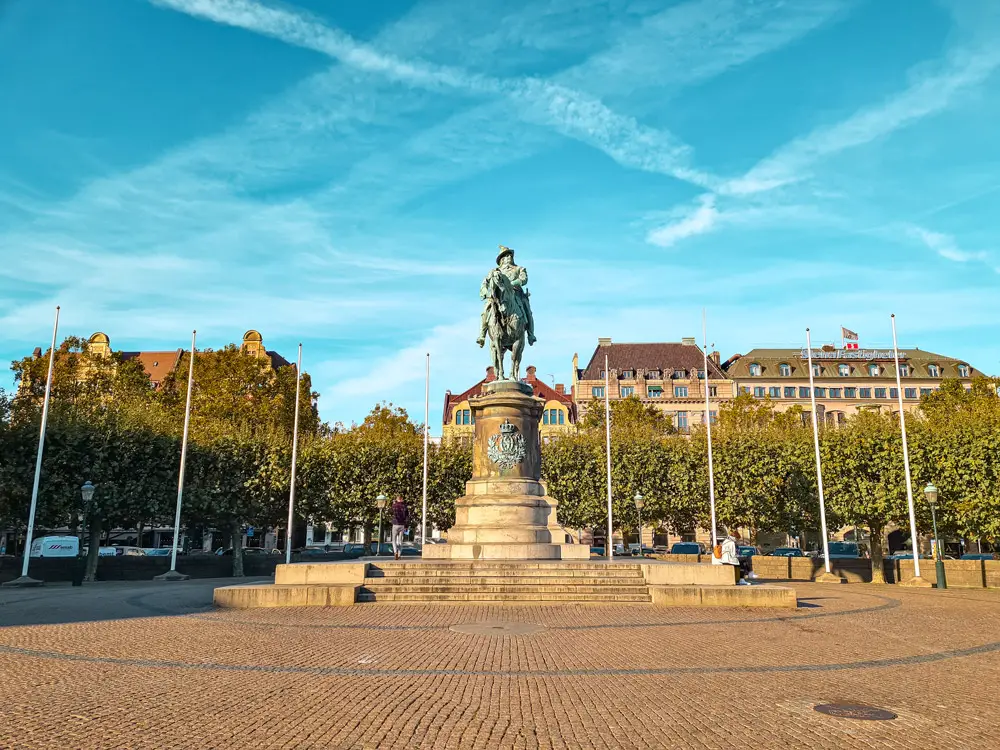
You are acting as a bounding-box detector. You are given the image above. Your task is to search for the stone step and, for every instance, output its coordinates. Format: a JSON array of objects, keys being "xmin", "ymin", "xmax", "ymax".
[
  {"xmin": 357, "ymin": 591, "xmax": 652, "ymax": 603},
  {"xmin": 367, "ymin": 562, "xmax": 642, "ymax": 572},
  {"xmin": 364, "ymin": 576, "xmax": 645, "ymax": 587},
  {"xmin": 366, "ymin": 569, "xmax": 644, "ymax": 580},
  {"xmin": 361, "ymin": 584, "xmax": 650, "ymax": 595}
]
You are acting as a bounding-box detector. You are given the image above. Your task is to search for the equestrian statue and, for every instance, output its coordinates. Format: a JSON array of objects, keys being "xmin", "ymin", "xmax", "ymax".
[{"xmin": 476, "ymin": 245, "xmax": 536, "ymax": 381}]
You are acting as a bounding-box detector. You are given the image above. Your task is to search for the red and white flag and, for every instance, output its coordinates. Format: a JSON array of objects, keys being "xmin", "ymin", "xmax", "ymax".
[{"xmin": 841, "ymin": 327, "xmax": 859, "ymax": 341}]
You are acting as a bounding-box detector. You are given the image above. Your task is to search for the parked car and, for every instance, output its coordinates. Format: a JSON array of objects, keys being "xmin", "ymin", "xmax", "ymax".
[
  {"xmin": 589, "ymin": 546, "xmax": 605, "ymax": 556},
  {"xmin": 630, "ymin": 546, "xmax": 656, "ymax": 557},
  {"xmin": 736, "ymin": 546, "xmax": 760, "ymax": 559},
  {"xmin": 826, "ymin": 541, "xmax": 860, "ymax": 559},
  {"xmin": 960, "ymin": 553, "xmax": 997, "ymax": 561},
  {"xmin": 669, "ymin": 542, "xmax": 701, "ymax": 555},
  {"xmin": 770, "ymin": 547, "xmax": 804, "ymax": 557},
  {"xmin": 143, "ymin": 548, "xmax": 171, "ymax": 557},
  {"xmin": 886, "ymin": 551, "xmax": 930, "ymax": 560}
]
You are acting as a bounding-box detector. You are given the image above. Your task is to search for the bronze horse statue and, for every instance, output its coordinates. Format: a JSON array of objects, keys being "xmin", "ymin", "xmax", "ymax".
[{"xmin": 482, "ymin": 269, "xmax": 527, "ymax": 381}]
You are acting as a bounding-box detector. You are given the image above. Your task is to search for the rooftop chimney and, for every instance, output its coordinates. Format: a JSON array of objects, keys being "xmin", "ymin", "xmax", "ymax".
[
  {"xmin": 681, "ymin": 337, "xmax": 696, "ymax": 346},
  {"xmin": 486, "ymin": 366, "xmax": 497, "ymax": 382},
  {"xmin": 555, "ymin": 383, "xmax": 565, "ymax": 394},
  {"xmin": 526, "ymin": 365, "xmax": 537, "ymax": 379},
  {"xmin": 597, "ymin": 337, "xmax": 612, "ymax": 346},
  {"xmin": 709, "ymin": 351, "xmax": 721, "ymax": 366}
]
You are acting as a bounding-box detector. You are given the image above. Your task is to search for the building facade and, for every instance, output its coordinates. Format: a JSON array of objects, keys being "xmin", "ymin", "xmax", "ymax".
[
  {"xmin": 442, "ymin": 365, "xmax": 576, "ymax": 445},
  {"xmin": 571, "ymin": 338, "xmax": 732, "ymax": 432},
  {"xmin": 724, "ymin": 346, "xmax": 981, "ymax": 422}
]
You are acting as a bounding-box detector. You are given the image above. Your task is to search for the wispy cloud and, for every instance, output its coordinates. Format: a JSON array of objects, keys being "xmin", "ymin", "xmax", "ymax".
[
  {"xmin": 646, "ymin": 194, "xmax": 719, "ymax": 247},
  {"xmin": 903, "ymin": 224, "xmax": 990, "ymax": 264},
  {"xmin": 723, "ymin": 47, "xmax": 1000, "ymax": 196}
]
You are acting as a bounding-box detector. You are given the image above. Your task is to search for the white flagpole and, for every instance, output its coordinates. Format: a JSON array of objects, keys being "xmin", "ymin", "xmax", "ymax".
[
  {"xmin": 17, "ymin": 306, "xmax": 60, "ymax": 581},
  {"xmin": 806, "ymin": 329, "xmax": 833, "ymax": 576},
  {"xmin": 891, "ymin": 314, "xmax": 924, "ymax": 581},
  {"xmin": 421, "ymin": 352, "xmax": 430, "ymax": 547},
  {"xmin": 702, "ymin": 310, "xmax": 718, "ymax": 550},
  {"xmin": 167, "ymin": 331, "xmax": 196, "ymax": 576},
  {"xmin": 285, "ymin": 343, "xmax": 303, "ymax": 565},
  {"xmin": 604, "ymin": 353, "xmax": 613, "ymax": 560}
]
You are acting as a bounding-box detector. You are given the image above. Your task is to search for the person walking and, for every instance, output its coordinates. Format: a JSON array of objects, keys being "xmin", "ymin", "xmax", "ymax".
[{"xmin": 390, "ymin": 496, "xmax": 409, "ymax": 561}]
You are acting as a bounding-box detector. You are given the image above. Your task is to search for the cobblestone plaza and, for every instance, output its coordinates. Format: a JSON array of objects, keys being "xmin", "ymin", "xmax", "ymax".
[{"xmin": 1, "ymin": 580, "xmax": 998, "ymax": 749}]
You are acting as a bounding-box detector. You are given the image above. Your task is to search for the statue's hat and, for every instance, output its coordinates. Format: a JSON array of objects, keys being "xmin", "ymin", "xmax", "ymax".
[{"xmin": 496, "ymin": 245, "xmax": 514, "ymax": 264}]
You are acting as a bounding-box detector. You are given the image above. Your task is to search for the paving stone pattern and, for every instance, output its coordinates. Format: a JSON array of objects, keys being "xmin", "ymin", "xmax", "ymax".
[{"xmin": 1, "ymin": 582, "xmax": 998, "ymax": 749}]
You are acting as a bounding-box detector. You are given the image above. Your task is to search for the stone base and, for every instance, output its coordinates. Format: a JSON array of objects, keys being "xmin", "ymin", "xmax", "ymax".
[
  {"xmin": 815, "ymin": 571, "xmax": 848, "ymax": 584},
  {"xmin": 422, "ymin": 542, "xmax": 590, "ymax": 561},
  {"xmin": 153, "ymin": 570, "xmax": 190, "ymax": 582},
  {"xmin": 1, "ymin": 575, "xmax": 44, "ymax": 588},
  {"xmin": 650, "ymin": 584, "xmax": 797, "ymax": 608},
  {"xmin": 215, "ymin": 583, "xmax": 358, "ymax": 608},
  {"xmin": 899, "ymin": 575, "xmax": 934, "ymax": 588}
]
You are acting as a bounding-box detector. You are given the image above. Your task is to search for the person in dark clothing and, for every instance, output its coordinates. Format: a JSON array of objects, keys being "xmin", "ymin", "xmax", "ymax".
[{"xmin": 390, "ymin": 496, "xmax": 409, "ymax": 560}]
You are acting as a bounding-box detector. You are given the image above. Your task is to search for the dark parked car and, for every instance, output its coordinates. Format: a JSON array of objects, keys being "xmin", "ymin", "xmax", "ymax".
[
  {"xmin": 770, "ymin": 547, "xmax": 804, "ymax": 557},
  {"xmin": 589, "ymin": 546, "xmax": 605, "ymax": 556},
  {"xmin": 736, "ymin": 546, "xmax": 760, "ymax": 559},
  {"xmin": 826, "ymin": 541, "xmax": 860, "ymax": 559},
  {"xmin": 669, "ymin": 542, "xmax": 701, "ymax": 555}
]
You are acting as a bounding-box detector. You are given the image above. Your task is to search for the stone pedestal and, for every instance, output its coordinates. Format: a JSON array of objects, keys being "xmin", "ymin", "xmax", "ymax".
[{"xmin": 424, "ymin": 380, "xmax": 588, "ymax": 561}]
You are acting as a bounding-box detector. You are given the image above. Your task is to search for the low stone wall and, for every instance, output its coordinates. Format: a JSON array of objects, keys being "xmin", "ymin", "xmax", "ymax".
[
  {"xmin": 0, "ymin": 552, "xmax": 349, "ymax": 583},
  {"xmin": 893, "ymin": 559, "xmax": 1000, "ymax": 588},
  {"xmin": 650, "ymin": 553, "xmax": 703, "ymax": 564},
  {"xmin": 750, "ymin": 556, "xmax": 875, "ymax": 583}
]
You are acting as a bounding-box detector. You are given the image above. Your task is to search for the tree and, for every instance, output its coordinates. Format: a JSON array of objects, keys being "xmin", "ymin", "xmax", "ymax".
[{"xmin": 579, "ymin": 394, "xmax": 673, "ymax": 436}]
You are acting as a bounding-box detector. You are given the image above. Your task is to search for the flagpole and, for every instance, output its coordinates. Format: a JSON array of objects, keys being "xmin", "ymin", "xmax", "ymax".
[
  {"xmin": 421, "ymin": 352, "xmax": 430, "ymax": 548},
  {"xmin": 7, "ymin": 306, "xmax": 60, "ymax": 586},
  {"xmin": 156, "ymin": 330, "xmax": 195, "ymax": 581},
  {"xmin": 285, "ymin": 343, "xmax": 303, "ymax": 565},
  {"xmin": 806, "ymin": 328, "xmax": 841, "ymax": 582},
  {"xmin": 891, "ymin": 314, "xmax": 928, "ymax": 586},
  {"xmin": 604, "ymin": 353, "xmax": 613, "ymax": 561},
  {"xmin": 702, "ymin": 310, "xmax": 717, "ymax": 550}
]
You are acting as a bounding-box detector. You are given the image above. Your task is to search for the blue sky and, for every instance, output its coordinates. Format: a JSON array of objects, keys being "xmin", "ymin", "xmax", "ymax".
[{"xmin": 2, "ymin": 0, "xmax": 999, "ymax": 430}]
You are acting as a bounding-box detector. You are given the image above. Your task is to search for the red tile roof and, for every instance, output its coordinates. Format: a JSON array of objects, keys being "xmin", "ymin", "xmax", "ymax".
[{"xmin": 121, "ymin": 350, "xmax": 183, "ymax": 386}]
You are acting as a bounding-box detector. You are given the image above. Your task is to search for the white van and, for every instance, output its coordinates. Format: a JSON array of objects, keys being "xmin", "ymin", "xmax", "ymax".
[{"xmin": 29, "ymin": 536, "xmax": 79, "ymax": 557}]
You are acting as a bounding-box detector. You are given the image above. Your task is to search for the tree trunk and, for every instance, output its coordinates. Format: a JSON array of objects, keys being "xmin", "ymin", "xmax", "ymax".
[
  {"xmin": 84, "ymin": 517, "xmax": 103, "ymax": 582},
  {"xmin": 869, "ymin": 524, "xmax": 885, "ymax": 584},
  {"xmin": 230, "ymin": 521, "xmax": 244, "ymax": 578},
  {"xmin": 136, "ymin": 521, "xmax": 145, "ymax": 549}
]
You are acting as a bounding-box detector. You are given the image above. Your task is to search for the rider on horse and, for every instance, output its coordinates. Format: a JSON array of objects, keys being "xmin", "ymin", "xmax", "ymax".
[{"xmin": 476, "ymin": 246, "xmax": 537, "ymax": 349}]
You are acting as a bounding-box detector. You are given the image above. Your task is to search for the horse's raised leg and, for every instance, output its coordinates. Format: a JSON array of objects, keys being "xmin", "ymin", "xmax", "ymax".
[{"xmin": 510, "ymin": 332, "xmax": 525, "ymax": 381}]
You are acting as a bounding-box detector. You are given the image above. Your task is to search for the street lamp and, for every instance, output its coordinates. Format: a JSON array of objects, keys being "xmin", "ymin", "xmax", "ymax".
[
  {"xmin": 74, "ymin": 481, "xmax": 96, "ymax": 587},
  {"xmin": 375, "ymin": 494, "xmax": 388, "ymax": 557},
  {"xmin": 924, "ymin": 483, "xmax": 947, "ymax": 590},
  {"xmin": 633, "ymin": 492, "xmax": 644, "ymax": 556}
]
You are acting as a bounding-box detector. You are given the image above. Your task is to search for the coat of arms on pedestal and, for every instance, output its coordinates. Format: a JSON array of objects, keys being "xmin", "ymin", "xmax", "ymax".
[{"xmin": 487, "ymin": 419, "xmax": 526, "ymax": 470}]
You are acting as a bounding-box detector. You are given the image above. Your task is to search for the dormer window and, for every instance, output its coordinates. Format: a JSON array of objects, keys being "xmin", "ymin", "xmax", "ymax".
[
  {"xmin": 672, "ymin": 369, "xmax": 686, "ymax": 379},
  {"xmin": 778, "ymin": 364, "xmax": 791, "ymax": 377},
  {"xmin": 749, "ymin": 363, "xmax": 762, "ymax": 377},
  {"xmin": 697, "ymin": 369, "xmax": 705, "ymax": 379},
  {"xmin": 899, "ymin": 363, "xmax": 910, "ymax": 377},
  {"xmin": 957, "ymin": 364, "xmax": 970, "ymax": 378},
  {"xmin": 621, "ymin": 370, "xmax": 634, "ymax": 379},
  {"xmin": 838, "ymin": 364, "xmax": 850, "ymax": 377},
  {"xmin": 867, "ymin": 364, "xmax": 879, "ymax": 377},
  {"xmin": 647, "ymin": 370, "xmax": 661, "ymax": 379},
  {"xmin": 928, "ymin": 364, "xmax": 940, "ymax": 378},
  {"xmin": 811, "ymin": 364, "xmax": 822, "ymax": 377}
]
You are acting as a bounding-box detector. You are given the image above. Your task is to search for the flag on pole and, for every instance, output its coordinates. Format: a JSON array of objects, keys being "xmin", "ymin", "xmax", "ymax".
[{"xmin": 841, "ymin": 327, "xmax": 859, "ymax": 341}]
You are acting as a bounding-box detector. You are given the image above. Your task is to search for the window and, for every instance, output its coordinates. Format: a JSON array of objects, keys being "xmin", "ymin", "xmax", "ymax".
[
  {"xmin": 844, "ymin": 387, "xmax": 857, "ymax": 398},
  {"xmin": 621, "ymin": 386, "xmax": 634, "ymax": 398},
  {"xmin": 675, "ymin": 411, "xmax": 689, "ymax": 431},
  {"xmin": 784, "ymin": 386, "xmax": 796, "ymax": 398},
  {"xmin": 753, "ymin": 386, "xmax": 766, "ymax": 398},
  {"xmin": 927, "ymin": 364, "xmax": 940, "ymax": 378},
  {"xmin": 542, "ymin": 410, "xmax": 549, "ymax": 425},
  {"xmin": 799, "ymin": 387, "xmax": 811, "ymax": 398},
  {"xmin": 600, "ymin": 369, "xmax": 606, "ymax": 378},
  {"xmin": 648, "ymin": 386, "xmax": 663, "ymax": 398},
  {"xmin": 920, "ymin": 387, "xmax": 933, "ymax": 396},
  {"xmin": 749, "ymin": 363, "xmax": 762, "ymax": 377},
  {"xmin": 673, "ymin": 369, "xmax": 686, "ymax": 379},
  {"xmin": 904, "ymin": 388, "xmax": 917, "ymax": 399},
  {"xmin": 559, "ymin": 410, "xmax": 565, "ymax": 425},
  {"xmin": 708, "ymin": 386, "xmax": 718, "ymax": 397},
  {"xmin": 899, "ymin": 363, "xmax": 910, "ymax": 377},
  {"xmin": 874, "ymin": 387, "xmax": 887, "ymax": 399},
  {"xmin": 461, "ymin": 409, "xmax": 471, "ymax": 425},
  {"xmin": 768, "ymin": 387, "xmax": 781, "ymax": 398},
  {"xmin": 697, "ymin": 369, "xmax": 705, "ymax": 379},
  {"xmin": 868, "ymin": 364, "xmax": 880, "ymax": 377},
  {"xmin": 647, "ymin": 370, "xmax": 661, "ymax": 379},
  {"xmin": 779, "ymin": 363, "xmax": 791, "ymax": 377},
  {"xmin": 890, "ymin": 387, "xmax": 898, "ymax": 398},
  {"xmin": 674, "ymin": 386, "xmax": 689, "ymax": 397},
  {"xmin": 829, "ymin": 388, "xmax": 842, "ymax": 398},
  {"xmin": 811, "ymin": 364, "xmax": 822, "ymax": 377},
  {"xmin": 838, "ymin": 364, "xmax": 850, "ymax": 377},
  {"xmin": 814, "ymin": 387, "xmax": 827, "ymax": 398},
  {"xmin": 859, "ymin": 388, "xmax": 872, "ymax": 399},
  {"xmin": 958, "ymin": 364, "xmax": 970, "ymax": 378},
  {"xmin": 592, "ymin": 387, "xmax": 605, "ymax": 398},
  {"xmin": 709, "ymin": 411, "xmax": 718, "ymax": 424},
  {"xmin": 543, "ymin": 408, "xmax": 563, "ymax": 425},
  {"xmin": 741, "ymin": 386, "xmax": 752, "ymax": 395},
  {"xmin": 621, "ymin": 370, "xmax": 634, "ymax": 378}
]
